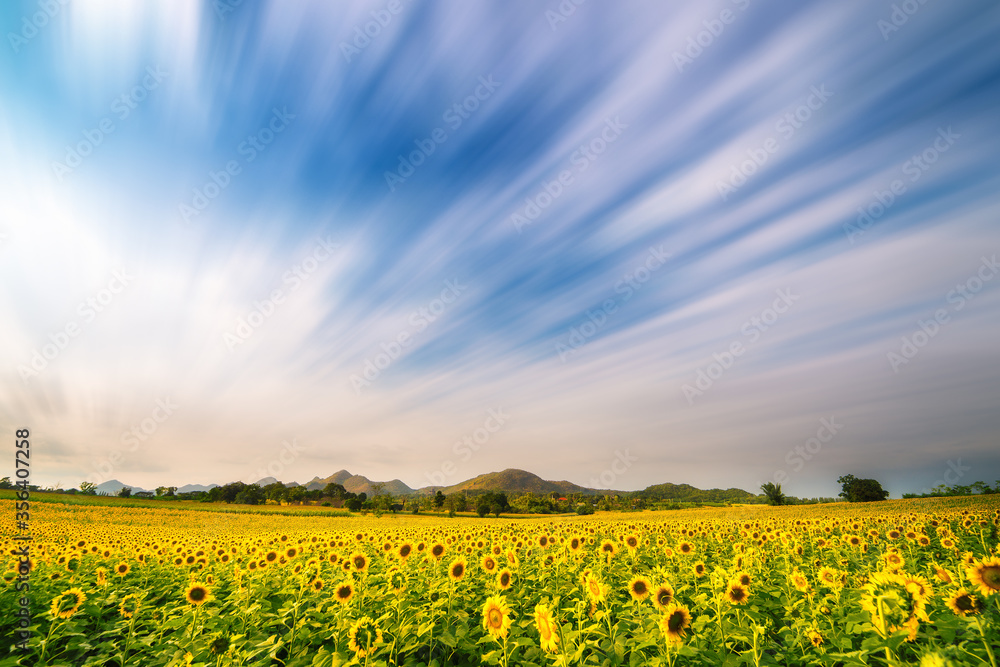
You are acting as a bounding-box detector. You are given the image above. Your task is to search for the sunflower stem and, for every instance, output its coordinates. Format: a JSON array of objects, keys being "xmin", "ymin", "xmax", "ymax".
[
  {"xmin": 974, "ymin": 615, "xmax": 998, "ymax": 667},
  {"xmin": 715, "ymin": 593, "xmax": 728, "ymax": 654},
  {"xmin": 39, "ymin": 619, "xmax": 61, "ymax": 663},
  {"xmin": 190, "ymin": 605, "xmax": 198, "ymax": 642}
]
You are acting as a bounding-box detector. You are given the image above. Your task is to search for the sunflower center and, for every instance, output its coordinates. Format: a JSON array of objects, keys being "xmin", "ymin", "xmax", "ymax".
[
  {"xmin": 982, "ymin": 566, "xmax": 1000, "ymax": 589},
  {"xmin": 489, "ymin": 609, "xmax": 502, "ymax": 627}
]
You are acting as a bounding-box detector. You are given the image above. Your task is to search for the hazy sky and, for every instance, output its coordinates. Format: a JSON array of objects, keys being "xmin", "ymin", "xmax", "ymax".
[{"xmin": 2, "ymin": 0, "xmax": 999, "ymax": 498}]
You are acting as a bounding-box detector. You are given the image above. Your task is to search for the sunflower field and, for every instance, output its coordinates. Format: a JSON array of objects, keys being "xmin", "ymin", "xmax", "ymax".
[{"xmin": 2, "ymin": 496, "xmax": 999, "ymax": 666}]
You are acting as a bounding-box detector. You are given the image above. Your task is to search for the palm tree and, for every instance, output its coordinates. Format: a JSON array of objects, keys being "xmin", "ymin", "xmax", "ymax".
[{"xmin": 760, "ymin": 482, "xmax": 786, "ymax": 506}]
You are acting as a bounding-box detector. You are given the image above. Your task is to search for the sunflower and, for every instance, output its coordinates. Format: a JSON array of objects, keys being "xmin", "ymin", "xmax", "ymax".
[
  {"xmin": 817, "ymin": 567, "xmax": 842, "ymax": 589},
  {"xmin": 350, "ymin": 552, "xmax": 369, "ymax": 573},
  {"xmin": 482, "ymin": 594, "xmax": 512, "ymax": 640},
  {"xmin": 448, "ymin": 557, "xmax": 467, "ymax": 581},
  {"xmin": 430, "ymin": 543, "xmax": 446, "ymax": 560},
  {"xmin": 348, "ymin": 616, "xmax": 383, "ymax": 658},
  {"xmin": 482, "ymin": 554, "xmax": 498, "ymax": 573},
  {"xmin": 496, "ymin": 568, "xmax": 513, "ymax": 590},
  {"xmin": 860, "ymin": 571, "xmax": 927, "ymax": 641},
  {"xmin": 884, "ymin": 551, "xmax": 905, "ymax": 571},
  {"xmin": 903, "ymin": 574, "xmax": 932, "ymax": 604},
  {"xmin": 790, "ymin": 570, "xmax": 810, "ymax": 593},
  {"xmin": 264, "ymin": 550, "xmax": 278, "ymax": 563},
  {"xmin": 693, "ymin": 561, "xmax": 706, "ymax": 578},
  {"xmin": 733, "ymin": 571, "xmax": 752, "ymax": 587},
  {"xmin": 185, "ymin": 583, "xmax": 211, "ymax": 606},
  {"xmin": 50, "ymin": 587, "xmax": 86, "ymax": 619},
  {"xmin": 119, "ymin": 593, "xmax": 140, "ymax": 619},
  {"xmin": 115, "ymin": 561, "xmax": 130, "ymax": 577},
  {"xmin": 96, "ymin": 567, "xmax": 107, "ymax": 586},
  {"xmin": 311, "ymin": 578, "xmax": 325, "ymax": 592},
  {"xmin": 584, "ymin": 573, "xmax": 606, "ymax": 603},
  {"xmin": 678, "ymin": 541, "xmax": 694, "ymax": 555},
  {"xmin": 397, "ymin": 542, "xmax": 413, "ymax": 560},
  {"xmin": 624, "ymin": 534, "xmax": 640, "ymax": 552},
  {"xmin": 659, "ymin": 605, "xmax": 691, "ymax": 644},
  {"xmin": 966, "ymin": 557, "xmax": 1000, "ymax": 596},
  {"xmin": 599, "ymin": 540, "xmax": 617, "ymax": 559},
  {"xmin": 725, "ymin": 581, "xmax": 749, "ymax": 605},
  {"xmin": 534, "ymin": 603, "xmax": 559, "ymax": 652},
  {"xmin": 806, "ymin": 628, "xmax": 823, "ymax": 647},
  {"xmin": 334, "ymin": 582, "xmax": 354, "ymax": 604},
  {"xmin": 652, "ymin": 583, "xmax": 674, "ymax": 611},
  {"xmin": 946, "ymin": 588, "xmax": 983, "ymax": 617},
  {"xmin": 628, "ymin": 576, "xmax": 652, "ymax": 602},
  {"xmin": 931, "ymin": 563, "xmax": 953, "ymax": 584},
  {"xmin": 388, "ymin": 568, "xmax": 406, "ymax": 594}
]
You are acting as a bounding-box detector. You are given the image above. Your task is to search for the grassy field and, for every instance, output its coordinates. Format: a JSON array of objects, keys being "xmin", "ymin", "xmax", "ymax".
[{"xmin": 2, "ymin": 495, "xmax": 998, "ymax": 666}]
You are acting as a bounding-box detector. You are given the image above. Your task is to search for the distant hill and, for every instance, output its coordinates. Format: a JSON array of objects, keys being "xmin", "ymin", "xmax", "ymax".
[
  {"xmin": 107, "ymin": 468, "xmax": 755, "ymax": 503},
  {"xmin": 635, "ymin": 482, "xmax": 758, "ymax": 503},
  {"xmin": 253, "ymin": 477, "xmax": 303, "ymax": 488},
  {"xmin": 95, "ymin": 480, "xmax": 149, "ymax": 495},
  {"xmin": 176, "ymin": 483, "xmax": 218, "ymax": 494},
  {"xmin": 425, "ymin": 468, "xmax": 599, "ymax": 496},
  {"xmin": 304, "ymin": 470, "xmax": 414, "ymax": 496}
]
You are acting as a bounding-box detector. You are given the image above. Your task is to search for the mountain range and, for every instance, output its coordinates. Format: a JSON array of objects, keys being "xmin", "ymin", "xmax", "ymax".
[
  {"xmin": 93, "ymin": 480, "xmax": 218, "ymax": 495},
  {"xmin": 90, "ymin": 468, "xmax": 757, "ymax": 502}
]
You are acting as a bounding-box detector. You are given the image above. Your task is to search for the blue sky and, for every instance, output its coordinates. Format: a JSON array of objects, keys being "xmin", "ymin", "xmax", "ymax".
[{"xmin": 1, "ymin": 0, "xmax": 999, "ymax": 497}]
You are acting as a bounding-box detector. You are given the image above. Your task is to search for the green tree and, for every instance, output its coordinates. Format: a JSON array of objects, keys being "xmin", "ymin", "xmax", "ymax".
[
  {"xmin": 323, "ymin": 482, "xmax": 347, "ymax": 500},
  {"xmin": 117, "ymin": 486, "xmax": 132, "ymax": 498},
  {"xmin": 345, "ymin": 497, "xmax": 363, "ymax": 512},
  {"xmin": 434, "ymin": 490, "xmax": 446, "ymax": 508},
  {"xmin": 235, "ymin": 484, "xmax": 265, "ymax": 505},
  {"xmin": 79, "ymin": 481, "xmax": 97, "ymax": 495},
  {"xmin": 838, "ymin": 474, "xmax": 889, "ymax": 502},
  {"xmin": 760, "ymin": 482, "xmax": 786, "ymax": 506},
  {"xmin": 285, "ymin": 486, "xmax": 306, "ymax": 504}
]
